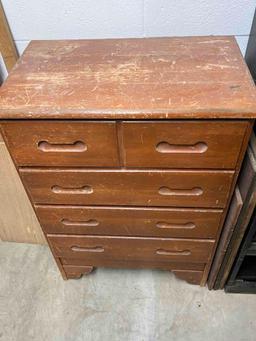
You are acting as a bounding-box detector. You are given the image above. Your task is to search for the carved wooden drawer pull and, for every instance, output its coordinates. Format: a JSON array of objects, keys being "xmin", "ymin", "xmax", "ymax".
[
  {"xmin": 156, "ymin": 141, "xmax": 208, "ymax": 154},
  {"xmin": 61, "ymin": 219, "xmax": 99, "ymax": 227},
  {"xmin": 156, "ymin": 249, "xmax": 191, "ymax": 256},
  {"xmin": 71, "ymin": 246, "xmax": 104, "ymax": 253},
  {"xmin": 38, "ymin": 140, "xmax": 87, "ymax": 152},
  {"xmin": 156, "ymin": 221, "xmax": 195, "ymax": 229},
  {"xmin": 158, "ymin": 186, "xmax": 203, "ymax": 196},
  {"xmin": 51, "ymin": 185, "xmax": 93, "ymax": 194}
]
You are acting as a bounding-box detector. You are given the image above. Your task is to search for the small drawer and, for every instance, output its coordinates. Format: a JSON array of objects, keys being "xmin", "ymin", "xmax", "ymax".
[
  {"xmin": 21, "ymin": 169, "xmax": 234, "ymax": 208},
  {"xmin": 1, "ymin": 121, "xmax": 119, "ymax": 167},
  {"xmin": 122, "ymin": 120, "xmax": 248, "ymax": 169},
  {"xmin": 36, "ymin": 205, "xmax": 223, "ymax": 239},
  {"xmin": 48, "ymin": 235, "xmax": 215, "ymax": 264}
]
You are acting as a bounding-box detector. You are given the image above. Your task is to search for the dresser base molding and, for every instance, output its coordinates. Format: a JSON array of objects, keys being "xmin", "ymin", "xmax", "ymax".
[
  {"xmin": 172, "ymin": 270, "xmax": 204, "ymax": 285},
  {"xmin": 60, "ymin": 258, "xmax": 205, "ymax": 284},
  {"xmin": 62, "ymin": 265, "xmax": 94, "ymax": 279},
  {"xmin": 61, "ymin": 264, "xmax": 203, "ymax": 285}
]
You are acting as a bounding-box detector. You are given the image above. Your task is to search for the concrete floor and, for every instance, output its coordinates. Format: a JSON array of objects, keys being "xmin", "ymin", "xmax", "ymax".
[{"xmin": 0, "ymin": 242, "xmax": 255, "ymax": 341}]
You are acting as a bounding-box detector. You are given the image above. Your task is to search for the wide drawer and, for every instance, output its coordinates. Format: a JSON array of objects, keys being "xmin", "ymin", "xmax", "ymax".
[
  {"xmin": 21, "ymin": 169, "xmax": 234, "ymax": 208},
  {"xmin": 122, "ymin": 121, "xmax": 247, "ymax": 169},
  {"xmin": 36, "ymin": 205, "xmax": 223, "ymax": 238},
  {"xmin": 1, "ymin": 121, "xmax": 119, "ymax": 167},
  {"xmin": 48, "ymin": 235, "xmax": 215, "ymax": 263}
]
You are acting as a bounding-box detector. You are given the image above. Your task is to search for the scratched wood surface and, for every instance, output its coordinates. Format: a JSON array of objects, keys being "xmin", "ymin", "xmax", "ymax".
[{"xmin": 0, "ymin": 36, "xmax": 256, "ymax": 119}]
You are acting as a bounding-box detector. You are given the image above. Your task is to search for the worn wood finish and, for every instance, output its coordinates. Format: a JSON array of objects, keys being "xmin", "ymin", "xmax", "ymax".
[
  {"xmin": 2, "ymin": 121, "xmax": 119, "ymax": 167},
  {"xmin": 20, "ymin": 169, "xmax": 234, "ymax": 208},
  {"xmin": 0, "ymin": 1, "xmax": 18, "ymax": 72},
  {"xmin": 0, "ymin": 137, "xmax": 45, "ymax": 244},
  {"xmin": 35, "ymin": 205, "xmax": 223, "ymax": 239},
  {"xmin": 0, "ymin": 37, "xmax": 256, "ymax": 119},
  {"xmin": 122, "ymin": 121, "xmax": 248, "ymax": 169},
  {"xmin": 3, "ymin": 119, "xmax": 248, "ymax": 170},
  {"xmin": 48, "ymin": 234, "xmax": 214, "ymax": 264},
  {"xmin": 0, "ymin": 37, "xmax": 255, "ymax": 285}
]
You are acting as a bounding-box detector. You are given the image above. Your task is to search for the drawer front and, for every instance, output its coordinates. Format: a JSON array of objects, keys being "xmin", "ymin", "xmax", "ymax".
[
  {"xmin": 36, "ymin": 205, "xmax": 223, "ymax": 238},
  {"xmin": 48, "ymin": 235, "xmax": 215, "ymax": 263},
  {"xmin": 21, "ymin": 169, "xmax": 234, "ymax": 208},
  {"xmin": 2, "ymin": 121, "xmax": 119, "ymax": 167},
  {"xmin": 122, "ymin": 121, "xmax": 247, "ymax": 169}
]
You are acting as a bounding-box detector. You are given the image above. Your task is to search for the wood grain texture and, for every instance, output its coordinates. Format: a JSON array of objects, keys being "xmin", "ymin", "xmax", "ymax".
[
  {"xmin": 122, "ymin": 120, "xmax": 248, "ymax": 169},
  {"xmin": 0, "ymin": 36, "xmax": 253, "ymax": 285},
  {"xmin": 217, "ymin": 146, "xmax": 256, "ymax": 289},
  {"xmin": 35, "ymin": 205, "xmax": 223, "ymax": 239},
  {"xmin": 48, "ymin": 234, "xmax": 215, "ymax": 264},
  {"xmin": 0, "ymin": 37, "xmax": 256, "ymax": 119},
  {"xmin": 2, "ymin": 121, "xmax": 119, "ymax": 167},
  {"xmin": 0, "ymin": 1, "xmax": 18, "ymax": 72},
  {"xmin": 0, "ymin": 139, "xmax": 45, "ymax": 244},
  {"xmin": 20, "ymin": 169, "xmax": 234, "ymax": 208},
  {"xmin": 207, "ymin": 186, "xmax": 243, "ymax": 288},
  {"xmin": 203, "ymin": 120, "xmax": 254, "ymax": 286}
]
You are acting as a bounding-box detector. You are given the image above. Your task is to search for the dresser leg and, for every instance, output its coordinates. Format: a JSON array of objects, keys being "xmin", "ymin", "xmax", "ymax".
[
  {"xmin": 63, "ymin": 265, "xmax": 95, "ymax": 279},
  {"xmin": 172, "ymin": 270, "xmax": 204, "ymax": 285}
]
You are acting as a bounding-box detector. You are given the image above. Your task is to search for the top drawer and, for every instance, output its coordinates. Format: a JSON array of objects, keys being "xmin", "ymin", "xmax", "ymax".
[
  {"xmin": 122, "ymin": 121, "xmax": 247, "ymax": 169},
  {"xmin": 1, "ymin": 121, "xmax": 119, "ymax": 167}
]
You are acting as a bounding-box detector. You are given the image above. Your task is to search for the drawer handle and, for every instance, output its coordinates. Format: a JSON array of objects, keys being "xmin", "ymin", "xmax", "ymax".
[
  {"xmin": 156, "ymin": 141, "xmax": 207, "ymax": 154},
  {"xmin": 156, "ymin": 221, "xmax": 195, "ymax": 229},
  {"xmin": 38, "ymin": 140, "xmax": 87, "ymax": 152},
  {"xmin": 156, "ymin": 249, "xmax": 191, "ymax": 256},
  {"xmin": 71, "ymin": 246, "xmax": 104, "ymax": 253},
  {"xmin": 158, "ymin": 186, "xmax": 203, "ymax": 196},
  {"xmin": 51, "ymin": 185, "xmax": 93, "ymax": 194},
  {"xmin": 61, "ymin": 219, "xmax": 99, "ymax": 227}
]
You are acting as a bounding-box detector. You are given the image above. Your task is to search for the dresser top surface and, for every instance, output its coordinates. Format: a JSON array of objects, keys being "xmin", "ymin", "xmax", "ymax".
[{"xmin": 0, "ymin": 36, "xmax": 256, "ymax": 119}]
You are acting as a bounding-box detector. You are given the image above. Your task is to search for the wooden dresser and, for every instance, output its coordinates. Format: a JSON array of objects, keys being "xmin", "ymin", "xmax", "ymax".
[{"xmin": 0, "ymin": 37, "xmax": 255, "ymax": 285}]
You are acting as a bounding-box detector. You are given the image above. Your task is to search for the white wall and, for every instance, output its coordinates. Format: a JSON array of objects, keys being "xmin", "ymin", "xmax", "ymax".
[{"xmin": 2, "ymin": 1, "xmax": 255, "ymax": 56}]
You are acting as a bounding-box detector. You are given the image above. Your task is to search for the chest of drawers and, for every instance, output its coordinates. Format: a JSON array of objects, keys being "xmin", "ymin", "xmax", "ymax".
[{"xmin": 0, "ymin": 37, "xmax": 255, "ymax": 286}]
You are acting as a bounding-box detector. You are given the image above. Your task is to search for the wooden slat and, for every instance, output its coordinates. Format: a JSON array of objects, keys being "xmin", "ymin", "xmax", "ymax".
[
  {"xmin": 0, "ymin": 140, "xmax": 46, "ymax": 244},
  {"xmin": 0, "ymin": 1, "xmax": 18, "ymax": 72},
  {"xmin": 214, "ymin": 145, "xmax": 256, "ymax": 289},
  {"xmin": 207, "ymin": 186, "xmax": 243, "ymax": 288}
]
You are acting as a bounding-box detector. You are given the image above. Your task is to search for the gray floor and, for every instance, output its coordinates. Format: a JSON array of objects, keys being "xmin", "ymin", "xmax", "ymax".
[{"xmin": 0, "ymin": 242, "xmax": 255, "ymax": 341}]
